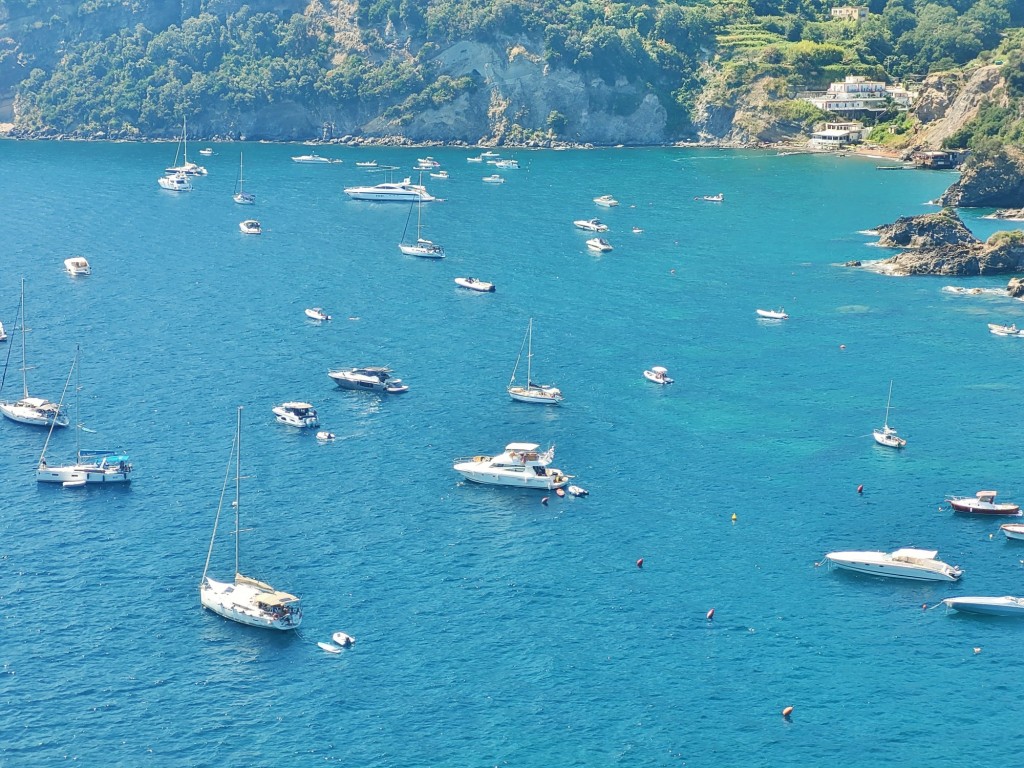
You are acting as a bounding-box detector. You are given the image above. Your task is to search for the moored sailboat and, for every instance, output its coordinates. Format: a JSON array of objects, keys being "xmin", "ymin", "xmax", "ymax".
[
  {"xmin": 199, "ymin": 406, "xmax": 302, "ymax": 630},
  {"xmin": 507, "ymin": 319, "xmax": 563, "ymax": 404},
  {"xmin": 233, "ymin": 152, "xmax": 255, "ymax": 204},
  {"xmin": 398, "ymin": 197, "xmax": 444, "ymax": 258},
  {"xmin": 872, "ymin": 380, "xmax": 906, "ymax": 448}
]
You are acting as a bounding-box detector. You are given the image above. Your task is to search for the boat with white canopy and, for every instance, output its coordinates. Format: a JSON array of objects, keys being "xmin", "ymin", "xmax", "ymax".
[{"xmin": 453, "ymin": 443, "xmax": 571, "ymax": 490}]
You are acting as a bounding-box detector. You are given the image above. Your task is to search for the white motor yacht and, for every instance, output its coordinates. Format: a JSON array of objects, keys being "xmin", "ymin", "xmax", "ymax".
[
  {"xmin": 158, "ymin": 172, "xmax": 192, "ymax": 191},
  {"xmin": 756, "ymin": 308, "xmax": 788, "ymax": 320},
  {"xmin": 304, "ymin": 307, "xmax": 332, "ymax": 321},
  {"xmin": 239, "ymin": 219, "xmax": 262, "ymax": 235},
  {"xmin": 328, "ymin": 366, "xmax": 409, "ymax": 393},
  {"xmin": 593, "ymin": 194, "xmax": 619, "ymax": 207},
  {"xmin": 942, "ymin": 596, "xmax": 1024, "ymax": 616},
  {"xmin": 823, "ymin": 548, "xmax": 962, "ymax": 582},
  {"xmin": 453, "ymin": 443, "xmax": 571, "ymax": 490},
  {"xmin": 272, "ymin": 402, "xmax": 320, "ymax": 428},
  {"xmin": 574, "ymin": 219, "xmax": 609, "ymax": 232},
  {"xmin": 586, "ymin": 237, "xmax": 613, "ymax": 252},
  {"xmin": 292, "ymin": 154, "xmax": 336, "ymax": 164},
  {"xmin": 64, "ymin": 256, "xmax": 91, "ymax": 275},
  {"xmin": 344, "ymin": 178, "xmax": 435, "ymax": 202},
  {"xmin": 482, "ymin": 174, "xmax": 505, "ymax": 184}
]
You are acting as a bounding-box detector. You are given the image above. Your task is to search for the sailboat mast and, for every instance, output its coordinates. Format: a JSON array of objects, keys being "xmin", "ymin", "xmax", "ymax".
[
  {"xmin": 19, "ymin": 278, "xmax": 28, "ymax": 398},
  {"xmin": 526, "ymin": 318, "xmax": 533, "ymax": 387},
  {"xmin": 74, "ymin": 345, "xmax": 81, "ymax": 462},
  {"xmin": 234, "ymin": 405, "xmax": 242, "ymax": 578},
  {"xmin": 884, "ymin": 380, "xmax": 894, "ymax": 425}
]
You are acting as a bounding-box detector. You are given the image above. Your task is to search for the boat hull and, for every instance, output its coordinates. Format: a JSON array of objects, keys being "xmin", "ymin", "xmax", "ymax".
[
  {"xmin": 825, "ymin": 552, "xmax": 961, "ymax": 582},
  {"xmin": 37, "ymin": 465, "xmax": 131, "ymax": 484},
  {"xmin": 508, "ymin": 386, "xmax": 562, "ymax": 404},
  {"xmin": 454, "ymin": 465, "xmax": 569, "ymax": 490},
  {"xmin": 200, "ymin": 578, "xmax": 302, "ymax": 630},
  {"xmin": 643, "ymin": 370, "xmax": 673, "ymax": 384},
  {"xmin": 943, "ymin": 596, "xmax": 1024, "ymax": 616},
  {"xmin": 455, "ymin": 278, "xmax": 495, "ymax": 292},
  {"xmin": 1001, "ymin": 523, "xmax": 1024, "ymax": 540},
  {"xmin": 949, "ymin": 499, "xmax": 1021, "ymax": 515},
  {"xmin": 0, "ymin": 400, "xmax": 69, "ymax": 427},
  {"xmin": 872, "ymin": 429, "xmax": 906, "ymax": 448}
]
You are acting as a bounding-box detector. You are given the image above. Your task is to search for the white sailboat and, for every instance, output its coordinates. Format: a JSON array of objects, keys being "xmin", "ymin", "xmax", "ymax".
[
  {"xmin": 233, "ymin": 152, "xmax": 255, "ymax": 204},
  {"xmin": 398, "ymin": 198, "xmax": 444, "ymax": 258},
  {"xmin": 0, "ymin": 279, "xmax": 69, "ymax": 428},
  {"xmin": 872, "ymin": 380, "xmax": 906, "ymax": 448},
  {"xmin": 36, "ymin": 346, "xmax": 132, "ymax": 485},
  {"xmin": 199, "ymin": 406, "xmax": 302, "ymax": 631},
  {"xmin": 164, "ymin": 116, "xmax": 207, "ymax": 176},
  {"xmin": 507, "ymin": 318, "xmax": 563, "ymax": 404}
]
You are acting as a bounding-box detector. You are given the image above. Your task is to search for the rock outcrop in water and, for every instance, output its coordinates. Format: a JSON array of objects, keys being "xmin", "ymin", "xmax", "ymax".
[
  {"xmin": 868, "ymin": 209, "xmax": 1024, "ymax": 276},
  {"xmin": 938, "ymin": 148, "xmax": 1024, "ymax": 208}
]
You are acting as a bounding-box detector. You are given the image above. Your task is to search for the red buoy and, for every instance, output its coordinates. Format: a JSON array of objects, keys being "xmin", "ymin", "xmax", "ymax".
[
  {"xmin": 857, "ymin": 484, "xmax": 864, "ymax": 494},
  {"xmin": 706, "ymin": 608, "xmax": 715, "ymax": 621},
  {"xmin": 636, "ymin": 558, "xmax": 644, "ymax": 569}
]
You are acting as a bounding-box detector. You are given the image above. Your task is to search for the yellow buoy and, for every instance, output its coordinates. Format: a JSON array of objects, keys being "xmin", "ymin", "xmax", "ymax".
[{"xmin": 731, "ymin": 513, "xmax": 738, "ymax": 522}]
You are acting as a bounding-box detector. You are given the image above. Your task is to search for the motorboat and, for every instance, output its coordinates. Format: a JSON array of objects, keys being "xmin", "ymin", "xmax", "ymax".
[
  {"xmin": 416, "ymin": 156, "xmax": 440, "ymax": 168},
  {"xmin": 233, "ymin": 152, "xmax": 255, "ymax": 205},
  {"xmin": 482, "ymin": 174, "xmax": 505, "ymax": 184},
  {"xmin": 756, "ymin": 308, "xmax": 788, "ymax": 320},
  {"xmin": 632, "ymin": 226, "xmax": 644, "ymax": 234},
  {"xmin": 304, "ymin": 307, "xmax": 331, "ymax": 321},
  {"xmin": 157, "ymin": 171, "xmax": 192, "ymax": 191},
  {"xmin": 355, "ymin": 160, "xmax": 378, "ymax": 167},
  {"xmin": 466, "ymin": 155, "xmax": 484, "ymax": 163},
  {"xmin": 574, "ymin": 218, "xmax": 608, "ymax": 232},
  {"xmin": 455, "ymin": 277, "xmax": 495, "ymax": 292},
  {"xmin": 0, "ymin": 279, "xmax": 69, "ymax": 428},
  {"xmin": 239, "ymin": 219, "xmax": 262, "ymax": 235},
  {"xmin": 872, "ymin": 380, "xmax": 906, "ymax": 449},
  {"xmin": 697, "ymin": 193, "xmax": 724, "ymax": 202},
  {"xmin": 0, "ymin": 321, "xmax": 6, "ymax": 342},
  {"xmin": 453, "ymin": 443, "xmax": 571, "ymax": 490},
  {"xmin": 316, "ymin": 431, "xmax": 336, "ymax": 441},
  {"xmin": 988, "ymin": 322, "xmax": 1024, "ymax": 336},
  {"xmin": 947, "ymin": 490, "xmax": 1021, "ymax": 515},
  {"xmin": 942, "ymin": 596, "xmax": 1024, "ymax": 617},
  {"xmin": 567, "ymin": 485, "xmax": 589, "ymax": 497},
  {"xmin": 200, "ymin": 407, "xmax": 302, "ymax": 631},
  {"xmin": 643, "ymin": 366, "xmax": 674, "ymax": 384},
  {"xmin": 37, "ymin": 346, "xmax": 132, "ymax": 485},
  {"xmin": 198, "ymin": 147, "xmax": 214, "ymax": 156},
  {"xmin": 1000, "ymin": 523, "xmax": 1024, "ymax": 540},
  {"xmin": 586, "ymin": 237, "xmax": 613, "ymax": 252},
  {"xmin": 328, "ymin": 366, "xmax": 409, "ymax": 394},
  {"xmin": 823, "ymin": 548, "xmax": 962, "ymax": 581},
  {"xmin": 430, "ymin": 170, "xmax": 449, "ymax": 179},
  {"xmin": 344, "ymin": 178, "xmax": 435, "ymax": 202},
  {"xmin": 508, "ymin": 318, "xmax": 563, "ymax": 404},
  {"xmin": 494, "ymin": 159, "xmax": 519, "ymax": 169},
  {"xmin": 64, "ymin": 256, "xmax": 90, "ymax": 276},
  {"xmin": 272, "ymin": 402, "xmax": 320, "ymax": 428},
  {"xmin": 480, "ymin": 150, "xmax": 500, "ymax": 158},
  {"xmin": 593, "ymin": 194, "xmax": 618, "ymax": 207},
  {"xmin": 292, "ymin": 154, "xmax": 336, "ymax": 164}
]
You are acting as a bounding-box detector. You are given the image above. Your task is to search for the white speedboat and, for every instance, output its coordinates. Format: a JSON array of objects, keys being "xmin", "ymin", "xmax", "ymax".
[
  {"xmin": 482, "ymin": 174, "xmax": 504, "ymax": 184},
  {"xmin": 574, "ymin": 218, "xmax": 608, "ymax": 232},
  {"xmin": 64, "ymin": 256, "xmax": 90, "ymax": 276},
  {"xmin": 316, "ymin": 431, "xmax": 336, "ymax": 441},
  {"xmin": 355, "ymin": 160, "xmax": 378, "ymax": 167},
  {"xmin": 199, "ymin": 147, "xmax": 214, "ymax": 156},
  {"xmin": 872, "ymin": 380, "xmax": 906, "ymax": 449},
  {"xmin": 430, "ymin": 170, "xmax": 449, "ymax": 179},
  {"xmin": 948, "ymin": 490, "xmax": 1020, "ymax": 515},
  {"xmin": 455, "ymin": 277, "xmax": 495, "ymax": 292},
  {"xmin": 988, "ymin": 322, "xmax": 1024, "ymax": 336},
  {"xmin": 494, "ymin": 159, "xmax": 519, "ymax": 169},
  {"xmin": 697, "ymin": 193, "xmax": 724, "ymax": 202},
  {"xmin": 304, "ymin": 307, "xmax": 331, "ymax": 321},
  {"xmin": 200, "ymin": 407, "xmax": 302, "ymax": 631},
  {"xmin": 593, "ymin": 194, "xmax": 618, "ymax": 207},
  {"xmin": 508, "ymin": 319, "xmax": 562, "ymax": 404},
  {"xmin": 466, "ymin": 155, "xmax": 484, "ymax": 163},
  {"xmin": 1000, "ymin": 523, "xmax": 1024, "ymax": 540},
  {"xmin": 756, "ymin": 308, "xmax": 788, "ymax": 320},
  {"xmin": 37, "ymin": 347, "xmax": 132, "ymax": 486},
  {"xmin": 586, "ymin": 237, "xmax": 613, "ymax": 252},
  {"xmin": 292, "ymin": 154, "xmax": 335, "ymax": 164},
  {"xmin": 328, "ymin": 366, "xmax": 409, "ymax": 394},
  {"xmin": 158, "ymin": 171, "xmax": 192, "ymax": 191},
  {"xmin": 0, "ymin": 279, "xmax": 69, "ymax": 428},
  {"xmin": 942, "ymin": 596, "xmax": 1024, "ymax": 616},
  {"xmin": 643, "ymin": 366, "xmax": 673, "ymax": 384},
  {"xmin": 344, "ymin": 178, "xmax": 435, "ymax": 202},
  {"xmin": 239, "ymin": 219, "xmax": 262, "ymax": 235},
  {"xmin": 453, "ymin": 443, "xmax": 571, "ymax": 490},
  {"xmin": 416, "ymin": 156, "xmax": 440, "ymax": 168},
  {"xmin": 823, "ymin": 548, "xmax": 962, "ymax": 581},
  {"xmin": 272, "ymin": 402, "xmax": 320, "ymax": 428}
]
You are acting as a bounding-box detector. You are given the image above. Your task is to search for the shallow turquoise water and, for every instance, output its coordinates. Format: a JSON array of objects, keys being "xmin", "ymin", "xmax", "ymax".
[{"xmin": 2, "ymin": 142, "xmax": 1022, "ymax": 766}]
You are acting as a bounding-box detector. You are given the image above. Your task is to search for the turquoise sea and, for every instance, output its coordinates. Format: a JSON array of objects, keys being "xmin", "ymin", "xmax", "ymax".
[{"xmin": 2, "ymin": 141, "xmax": 1023, "ymax": 766}]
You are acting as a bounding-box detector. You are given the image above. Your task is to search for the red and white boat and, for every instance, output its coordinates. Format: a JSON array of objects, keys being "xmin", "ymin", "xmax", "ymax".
[{"xmin": 948, "ymin": 490, "xmax": 1021, "ymax": 515}]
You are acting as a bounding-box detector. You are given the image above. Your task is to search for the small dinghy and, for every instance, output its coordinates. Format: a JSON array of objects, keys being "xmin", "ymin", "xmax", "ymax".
[
  {"xmin": 756, "ymin": 308, "xmax": 788, "ymax": 320},
  {"xmin": 454, "ymin": 277, "xmax": 495, "ymax": 292},
  {"xmin": 305, "ymin": 307, "xmax": 332, "ymax": 321},
  {"xmin": 332, "ymin": 631, "xmax": 355, "ymax": 647},
  {"xmin": 318, "ymin": 641, "xmax": 343, "ymax": 654},
  {"xmin": 567, "ymin": 485, "xmax": 589, "ymax": 497},
  {"xmin": 643, "ymin": 366, "xmax": 673, "ymax": 384},
  {"xmin": 316, "ymin": 431, "xmax": 336, "ymax": 442}
]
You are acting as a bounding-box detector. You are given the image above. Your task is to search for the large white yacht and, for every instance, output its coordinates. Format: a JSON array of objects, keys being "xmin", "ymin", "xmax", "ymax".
[
  {"xmin": 453, "ymin": 443, "xmax": 571, "ymax": 490},
  {"xmin": 823, "ymin": 548, "xmax": 962, "ymax": 582},
  {"xmin": 158, "ymin": 171, "xmax": 192, "ymax": 192},
  {"xmin": 328, "ymin": 366, "xmax": 409, "ymax": 393},
  {"xmin": 344, "ymin": 178, "xmax": 435, "ymax": 202},
  {"xmin": 272, "ymin": 402, "xmax": 320, "ymax": 428}
]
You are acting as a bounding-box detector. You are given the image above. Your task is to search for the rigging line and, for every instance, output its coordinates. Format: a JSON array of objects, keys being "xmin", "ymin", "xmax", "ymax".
[
  {"xmin": 38, "ymin": 345, "xmax": 77, "ymax": 466},
  {"xmin": 201, "ymin": 408, "xmax": 239, "ymax": 582},
  {"xmin": 0, "ymin": 291, "xmax": 20, "ymax": 394}
]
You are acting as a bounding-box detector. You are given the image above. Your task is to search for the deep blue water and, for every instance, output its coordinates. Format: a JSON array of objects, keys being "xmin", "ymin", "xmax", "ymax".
[{"xmin": 2, "ymin": 141, "xmax": 1023, "ymax": 766}]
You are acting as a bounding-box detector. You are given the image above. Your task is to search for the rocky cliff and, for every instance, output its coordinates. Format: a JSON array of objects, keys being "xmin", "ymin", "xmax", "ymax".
[{"xmin": 938, "ymin": 147, "xmax": 1024, "ymax": 208}]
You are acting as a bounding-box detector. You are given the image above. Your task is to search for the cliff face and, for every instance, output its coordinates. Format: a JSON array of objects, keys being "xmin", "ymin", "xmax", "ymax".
[
  {"xmin": 913, "ymin": 66, "xmax": 1006, "ymax": 149},
  {"xmin": 938, "ymin": 148, "xmax": 1024, "ymax": 208}
]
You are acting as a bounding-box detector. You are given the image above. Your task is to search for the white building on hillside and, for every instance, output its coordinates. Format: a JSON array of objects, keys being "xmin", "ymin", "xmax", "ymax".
[{"xmin": 804, "ymin": 76, "xmax": 917, "ymax": 115}]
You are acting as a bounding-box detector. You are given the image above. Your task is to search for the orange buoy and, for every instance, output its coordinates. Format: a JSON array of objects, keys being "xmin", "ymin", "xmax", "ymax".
[
  {"xmin": 555, "ymin": 487, "xmax": 565, "ymax": 497},
  {"xmin": 782, "ymin": 706, "xmax": 794, "ymax": 718},
  {"xmin": 706, "ymin": 608, "xmax": 715, "ymax": 621},
  {"xmin": 636, "ymin": 558, "xmax": 644, "ymax": 569},
  {"xmin": 541, "ymin": 496, "xmax": 549, "ymax": 506},
  {"xmin": 857, "ymin": 484, "xmax": 863, "ymax": 494}
]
